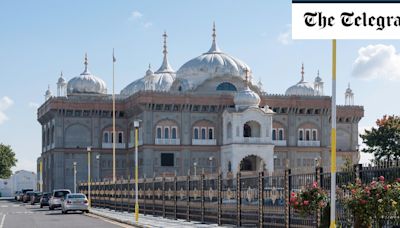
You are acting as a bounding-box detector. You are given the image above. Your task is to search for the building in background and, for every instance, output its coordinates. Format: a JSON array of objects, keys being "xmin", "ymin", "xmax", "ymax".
[
  {"xmin": 37, "ymin": 25, "xmax": 363, "ymax": 191},
  {"xmin": 0, "ymin": 170, "xmax": 37, "ymax": 197}
]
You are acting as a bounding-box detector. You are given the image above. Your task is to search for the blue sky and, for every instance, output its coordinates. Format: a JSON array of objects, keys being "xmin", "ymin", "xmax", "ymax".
[{"xmin": 0, "ymin": 0, "xmax": 399, "ymax": 172}]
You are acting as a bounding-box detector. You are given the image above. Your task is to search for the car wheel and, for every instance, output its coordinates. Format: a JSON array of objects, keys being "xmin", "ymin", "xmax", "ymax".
[
  {"xmin": 40, "ymin": 205, "xmax": 43, "ymax": 208},
  {"xmin": 64, "ymin": 210, "xmax": 68, "ymax": 214},
  {"xmin": 49, "ymin": 206, "xmax": 54, "ymax": 210}
]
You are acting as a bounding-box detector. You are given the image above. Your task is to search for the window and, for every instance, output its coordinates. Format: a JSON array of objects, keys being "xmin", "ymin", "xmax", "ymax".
[
  {"xmin": 164, "ymin": 127, "xmax": 169, "ymax": 139},
  {"xmin": 312, "ymin": 129, "xmax": 318, "ymax": 141},
  {"xmin": 157, "ymin": 127, "xmax": 162, "ymax": 139},
  {"xmin": 272, "ymin": 129, "xmax": 277, "ymax": 140},
  {"xmin": 201, "ymin": 128, "xmax": 206, "ymax": 140},
  {"xmin": 51, "ymin": 126, "xmax": 54, "ymax": 144},
  {"xmin": 243, "ymin": 124, "xmax": 251, "ymax": 137},
  {"xmin": 172, "ymin": 127, "xmax": 177, "ymax": 139},
  {"xmin": 298, "ymin": 129, "xmax": 304, "ymax": 141},
  {"xmin": 227, "ymin": 122, "xmax": 232, "ymax": 139},
  {"xmin": 278, "ymin": 129, "xmax": 284, "ymax": 140},
  {"xmin": 216, "ymin": 82, "xmax": 237, "ymax": 91},
  {"xmin": 194, "ymin": 128, "xmax": 199, "ymax": 139},
  {"xmin": 111, "ymin": 132, "xmax": 114, "ymax": 143},
  {"xmin": 208, "ymin": 128, "xmax": 213, "ymax": 139},
  {"xmin": 103, "ymin": 132, "xmax": 109, "ymax": 143},
  {"xmin": 161, "ymin": 153, "xmax": 174, "ymax": 166},
  {"xmin": 118, "ymin": 132, "xmax": 123, "ymax": 143},
  {"xmin": 306, "ymin": 130, "xmax": 310, "ymax": 141}
]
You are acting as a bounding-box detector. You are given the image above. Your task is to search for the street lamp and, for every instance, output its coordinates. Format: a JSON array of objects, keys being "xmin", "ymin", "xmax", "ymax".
[
  {"xmin": 208, "ymin": 156, "xmax": 214, "ymax": 174},
  {"xmin": 193, "ymin": 162, "xmax": 197, "ymax": 176},
  {"xmin": 133, "ymin": 120, "xmax": 141, "ymax": 223},
  {"xmin": 87, "ymin": 146, "xmax": 91, "ymax": 207},
  {"xmin": 73, "ymin": 162, "xmax": 77, "ymax": 193},
  {"xmin": 96, "ymin": 154, "xmax": 101, "ymax": 180}
]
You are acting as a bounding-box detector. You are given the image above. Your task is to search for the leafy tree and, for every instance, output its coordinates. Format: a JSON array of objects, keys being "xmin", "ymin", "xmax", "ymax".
[
  {"xmin": 360, "ymin": 115, "xmax": 400, "ymax": 161},
  {"xmin": 0, "ymin": 144, "xmax": 17, "ymax": 178}
]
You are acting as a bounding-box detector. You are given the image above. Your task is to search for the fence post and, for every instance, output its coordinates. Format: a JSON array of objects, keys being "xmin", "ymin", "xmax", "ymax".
[
  {"xmin": 174, "ymin": 172, "xmax": 177, "ymax": 220},
  {"xmin": 285, "ymin": 163, "xmax": 291, "ymax": 228},
  {"xmin": 144, "ymin": 177, "xmax": 146, "ymax": 216},
  {"xmin": 114, "ymin": 180, "xmax": 117, "ymax": 211},
  {"xmin": 315, "ymin": 163, "xmax": 323, "ymax": 228},
  {"xmin": 258, "ymin": 170, "xmax": 264, "ymax": 228},
  {"xmin": 127, "ymin": 176, "xmax": 131, "ymax": 212},
  {"xmin": 237, "ymin": 171, "xmax": 242, "ymax": 227},
  {"xmin": 152, "ymin": 174, "xmax": 156, "ymax": 216},
  {"xmin": 201, "ymin": 169, "xmax": 205, "ymax": 224},
  {"xmin": 217, "ymin": 170, "xmax": 222, "ymax": 226},
  {"xmin": 187, "ymin": 171, "xmax": 190, "ymax": 222},
  {"xmin": 162, "ymin": 175, "xmax": 166, "ymax": 218}
]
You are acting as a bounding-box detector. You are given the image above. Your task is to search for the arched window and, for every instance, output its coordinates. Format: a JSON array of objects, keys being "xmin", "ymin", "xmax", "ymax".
[
  {"xmin": 194, "ymin": 128, "xmax": 199, "ymax": 139},
  {"xmin": 201, "ymin": 128, "xmax": 206, "ymax": 139},
  {"xmin": 298, "ymin": 129, "xmax": 304, "ymax": 141},
  {"xmin": 157, "ymin": 127, "xmax": 162, "ymax": 139},
  {"xmin": 278, "ymin": 129, "xmax": 284, "ymax": 140},
  {"xmin": 118, "ymin": 132, "xmax": 123, "ymax": 143},
  {"xmin": 164, "ymin": 127, "xmax": 169, "ymax": 139},
  {"xmin": 103, "ymin": 132, "xmax": 109, "ymax": 143},
  {"xmin": 272, "ymin": 129, "xmax": 277, "ymax": 140},
  {"xmin": 243, "ymin": 124, "xmax": 251, "ymax": 137},
  {"xmin": 312, "ymin": 129, "xmax": 317, "ymax": 141},
  {"xmin": 227, "ymin": 122, "xmax": 232, "ymax": 139},
  {"xmin": 172, "ymin": 127, "xmax": 177, "ymax": 139},
  {"xmin": 216, "ymin": 82, "xmax": 237, "ymax": 91},
  {"xmin": 208, "ymin": 128, "xmax": 213, "ymax": 139},
  {"xmin": 306, "ymin": 130, "xmax": 310, "ymax": 141}
]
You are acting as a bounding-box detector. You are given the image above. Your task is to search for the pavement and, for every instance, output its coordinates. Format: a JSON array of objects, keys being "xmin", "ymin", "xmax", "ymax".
[
  {"xmin": 0, "ymin": 199, "xmax": 130, "ymax": 228},
  {"xmin": 89, "ymin": 207, "xmax": 230, "ymax": 228}
]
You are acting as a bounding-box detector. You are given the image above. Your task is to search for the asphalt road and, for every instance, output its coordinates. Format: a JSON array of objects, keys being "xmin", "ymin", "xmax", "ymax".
[{"xmin": 0, "ymin": 199, "xmax": 129, "ymax": 228}]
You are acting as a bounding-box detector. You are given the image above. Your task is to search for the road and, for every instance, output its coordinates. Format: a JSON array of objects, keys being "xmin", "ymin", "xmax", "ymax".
[{"xmin": 0, "ymin": 199, "xmax": 130, "ymax": 228}]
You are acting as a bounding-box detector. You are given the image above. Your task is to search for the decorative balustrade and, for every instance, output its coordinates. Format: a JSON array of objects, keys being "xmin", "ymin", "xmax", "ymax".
[
  {"xmin": 192, "ymin": 139, "xmax": 217, "ymax": 145},
  {"xmin": 155, "ymin": 138, "xmax": 180, "ymax": 145}
]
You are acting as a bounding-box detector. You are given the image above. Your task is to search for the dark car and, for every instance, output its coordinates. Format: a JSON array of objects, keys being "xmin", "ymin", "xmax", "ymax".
[
  {"xmin": 19, "ymin": 189, "xmax": 33, "ymax": 201},
  {"xmin": 40, "ymin": 192, "xmax": 51, "ymax": 208},
  {"xmin": 23, "ymin": 191, "xmax": 34, "ymax": 203},
  {"xmin": 30, "ymin": 192, "xmax": 42, "ymax": 205}
]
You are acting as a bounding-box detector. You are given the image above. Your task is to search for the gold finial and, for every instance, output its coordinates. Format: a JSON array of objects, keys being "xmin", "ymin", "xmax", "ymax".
[
  {"xmin": 163, "ymin": 31, "xmax": 168, "ymax": 56},
  {"xmin": 148, "ymin": 63, "xmax": 151, "ymax": 70},
  {"xmin": 60, "ymin": 71, "xmax": 63, "ymax": 77},
  {"xmin": 244, "ymin": 68, "xmax": 250, "ymax": 85},
  {"xmin": 301, "ymin": 63, "xmax": 304, "ymax": 81},
  {"xmin": 84, "ymin": 53, "xmax": 88, "ymax": 66}
]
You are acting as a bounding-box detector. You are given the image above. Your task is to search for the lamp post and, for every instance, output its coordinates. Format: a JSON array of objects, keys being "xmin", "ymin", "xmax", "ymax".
[
  {"xmin": 193, "ymin": 162, "xmax": 197, "ymax": 176},
  {"xmin": 208, "ymin": 156, "xmax": 214, "ymax": 174},
  {"xmin": 87, "ymin": 146, "xmax": 91, "ymax": 207},
  {"xmin": 96, "ymin": 154, "xmax": 101, "ymax": 180},
  {"xmin": 133, "ymin": 120, "xmax": 141, "ymax": 223},
  {"xmin": 73, "ymin": 162, "xmax": 77, "ymax": 193}
]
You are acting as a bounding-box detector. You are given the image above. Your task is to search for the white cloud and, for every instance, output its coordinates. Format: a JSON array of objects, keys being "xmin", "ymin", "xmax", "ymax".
[
  {"xmin": 0, "ymin": 96, "xmax": 13, "ymax": 125},
  {"xmin": 129, "ymin": 10, "xmax": 143, "ymax": 20},
  {"xmin": 143, "ymin": 22, "xmax": 152, "ymax": 28},
  {"xmin": 352, "ymin": 44, "xmax": 400, "ymax": 80},
  {"xmin": 28, "ymin": 102, "xmax": 39, "ymax": 109},
  {"xmin": 277, "ymin": 24, "xmax": 292, "ymax": 45}
]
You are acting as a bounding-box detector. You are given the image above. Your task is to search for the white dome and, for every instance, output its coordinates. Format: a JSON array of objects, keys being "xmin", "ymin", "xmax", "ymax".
[
  {"xmin": 285, "ymin": 64, "xmax": 315, "ymax": 96},
  {"xmin": 57, "ymin": 72, "xmax": 66, "ymax": 84},
  {"xmin": 234, "ymin": 86, "xmax": 260, "ymax": 110},
  {"xmin": 176, "ymin": 24, "xmax": 251, "ymax": 91},
  {"xmin": 67, "ymin": 55, "xmax": 107, "ymax": 95}
]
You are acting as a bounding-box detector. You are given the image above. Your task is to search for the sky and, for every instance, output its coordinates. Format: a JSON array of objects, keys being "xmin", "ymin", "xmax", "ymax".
[{"xmin": 0, "ymin": 0, "xmax": 399, "ymax": 173}]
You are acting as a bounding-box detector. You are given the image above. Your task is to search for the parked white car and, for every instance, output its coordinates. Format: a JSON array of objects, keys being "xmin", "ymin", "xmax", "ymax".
[
  {"xmin": 61, "ymin": 193, "xmax": 89, "ymax": 214},
  {"xmin": 49, "ymin": 189, "xmax": 71, "ymax": 210}
]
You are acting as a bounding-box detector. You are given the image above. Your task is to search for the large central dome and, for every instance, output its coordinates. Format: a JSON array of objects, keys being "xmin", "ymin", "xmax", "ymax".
[{"xmin": 176, "ymin": 24, "xmax": 251, "ymax": 91}]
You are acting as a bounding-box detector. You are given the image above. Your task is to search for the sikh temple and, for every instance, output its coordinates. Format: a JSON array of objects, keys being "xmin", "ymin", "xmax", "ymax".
[{"xmin": 37, "ymin": 24, "xmax": 363, "ymax": 191}]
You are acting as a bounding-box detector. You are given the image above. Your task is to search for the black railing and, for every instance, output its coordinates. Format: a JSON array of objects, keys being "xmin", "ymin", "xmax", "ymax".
[{"xmin": 79, "ymin": 163, "xmax": 400, "ymax": 228}]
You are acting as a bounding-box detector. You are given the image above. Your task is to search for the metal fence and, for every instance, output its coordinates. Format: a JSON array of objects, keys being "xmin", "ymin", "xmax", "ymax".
[{"xmin": 79, "ymin": 163, "xmax": 400, "ymax": 228}]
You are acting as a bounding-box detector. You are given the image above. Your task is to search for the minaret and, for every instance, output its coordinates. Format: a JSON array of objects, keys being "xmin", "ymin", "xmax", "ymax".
[
  {"xmin": 45, "ymin": 85, "xmax": 52, "ymax": 101},
  {"xmin": 207, "ymin": 22, "xmax": 222, "ymax": 53},
  {"xmin": 300, "ymin": 63, "xmax": 305, "ymax": 82},
  {"xmin": 145, "ymin": 64, "xmax": 156, "ymax": 91},
  {"xmin": 345, "ymin": 83, "xmax": 354, "ymax": 105},
  {"xmin": 314, "ymin": 70, "xmax": 324, "ymax": 96},
  {"xmin": 156, "ymin": 31, "xmax": 174, "ymax": 73},
  {"xmin": 57, "ymin": 71, "xmax": 67, "ymax": 97}
]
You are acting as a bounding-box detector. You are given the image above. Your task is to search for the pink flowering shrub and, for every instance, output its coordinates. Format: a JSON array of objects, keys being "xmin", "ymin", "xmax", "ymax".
[{"xmin": 289, "ymin": 181, "xmax": 328, "ymax": 217}]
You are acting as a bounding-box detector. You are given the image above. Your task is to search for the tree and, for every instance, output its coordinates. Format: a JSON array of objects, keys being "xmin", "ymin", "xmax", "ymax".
[
  {"xmin": 0, "ymin": 144, "xmax": 17, "ymax": 178},
  {"xmin": 360, "ymin": 115, "xmax": 400, "ymax": 161}
]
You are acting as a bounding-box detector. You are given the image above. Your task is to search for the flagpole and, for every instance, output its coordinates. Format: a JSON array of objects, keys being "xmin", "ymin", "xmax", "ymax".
[
  {"xmin": 330, "ymin": 39, "xmax": 337, "ymax": 228},
  {"xmin": 112, "ymin": 48, "xmax": 116, "ymax": 183}
]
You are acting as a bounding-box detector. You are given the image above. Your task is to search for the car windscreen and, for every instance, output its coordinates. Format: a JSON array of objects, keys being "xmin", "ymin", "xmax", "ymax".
[
  {"xmin": 54, "ymin": 191, "xmax": 70, "ymax": 198},
  {"xmin": 67, "ymin": 195, "xmax": 86, "ymax": 199}
]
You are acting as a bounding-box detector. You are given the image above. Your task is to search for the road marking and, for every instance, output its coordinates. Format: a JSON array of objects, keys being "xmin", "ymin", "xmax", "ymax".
[
  {"xmin": 86, "ymin": 213, "xmax": 132, "ymax": 228},
  {"xmin": 0, "ymin": 206, "xmax": 7, "ymax": 208},
  {"xmin": 0, "ymin": 214, "xmax": 5, "ymax": 228}
]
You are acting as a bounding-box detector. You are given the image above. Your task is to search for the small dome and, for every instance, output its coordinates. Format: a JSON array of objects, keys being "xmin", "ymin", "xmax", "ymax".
[
  {"xmin": 57, "ymin": 72, "xmax": 66, "ymax": 84},
  {"xmin": 314, "ymin": 75, "xmax": 322, "ymax": 83},
  {"xmin": 176, "ymin": 23, "xmax": 251, "ymax": 91},
  {"xmin": 45, "ymin": 86, "xmax": 52, "ymax": 96},
  {"xmin": 285, "ymin": 64, "xmax": 315, "ymax": 96},
  {"xmin": 234, "ymin": 86, "xmax": 260, "ymax": 110},
  {"xmin": 346, "ymin": 83, "xmax": 353, "ymax": 94},
  {"xmin": 67, "ymin": 54, "xmax": 107, "ymax": 95}
]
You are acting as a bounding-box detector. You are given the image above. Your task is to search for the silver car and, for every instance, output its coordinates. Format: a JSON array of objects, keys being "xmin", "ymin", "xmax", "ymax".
[
  {"xmin": 61, "ymin": 193, "xmax": 89, "ymax": 214},
  {"xmin": 49, "ymin": 189, "xmax": 71, "ymax": 210}
]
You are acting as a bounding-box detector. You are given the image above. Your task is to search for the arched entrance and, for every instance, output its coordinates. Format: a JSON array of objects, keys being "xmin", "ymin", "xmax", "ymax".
[
  {"xmin": 239, "ymin": 155, "xmax": 264, "ymax": 172},
  {"xmin": 243, "ymin": 121, "xmax": 261, "ymax": 137}
]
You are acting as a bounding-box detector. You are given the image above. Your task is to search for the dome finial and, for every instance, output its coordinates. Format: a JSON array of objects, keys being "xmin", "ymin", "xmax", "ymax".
[
  {"xmin": 82, "ymin": 53, "xmax": 90, "ymax": 74},
  {"xmin": 156, "ymin": 31, "xmax": 174, "ymax": 73},
  {"xmin": 301, "ymin": 63, "xmax": 305, "ymax": 82},
  {"xmin": 207, "ymin": 22, "xmax": 221, "ymax": 53}
]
